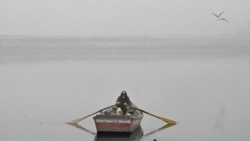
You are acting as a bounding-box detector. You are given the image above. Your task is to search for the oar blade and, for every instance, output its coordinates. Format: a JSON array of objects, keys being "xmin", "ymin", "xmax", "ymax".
[
  {"xmin": 152, "ymin": 113, "xmax": 178, "ymax": 125},
  {"xmin": 160, "ymin": 116, "xmax": 178, "ymax": 125},
  {"xmin": 66, "ymin": 117, "xmax": 87, "ymax": 125},
  {"xmin": 134, "ymin": 107, "xmax": 178, "ymax": 125}
]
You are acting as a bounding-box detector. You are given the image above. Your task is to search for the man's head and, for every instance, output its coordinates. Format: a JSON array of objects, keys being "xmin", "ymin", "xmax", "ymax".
[{"xmin": 121, "ymin": 90, "xmax": 127, "ymax": 99}]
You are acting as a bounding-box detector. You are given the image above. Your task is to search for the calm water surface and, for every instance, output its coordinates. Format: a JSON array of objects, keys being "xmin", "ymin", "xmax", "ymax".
[{"xmin": 0, "ymin": 38, "xmax": 250, "ymax": 141}]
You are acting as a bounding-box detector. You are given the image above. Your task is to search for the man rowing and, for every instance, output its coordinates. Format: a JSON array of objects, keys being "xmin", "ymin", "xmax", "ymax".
[{"xmin": 115, "ymin": 91, "xmax": 132, "ymax": 115}]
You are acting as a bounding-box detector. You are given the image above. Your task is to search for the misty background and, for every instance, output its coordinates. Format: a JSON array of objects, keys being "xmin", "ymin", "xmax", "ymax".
[
  {"xmin": 1, "ymin": 0, "xmax": 250, "ymax": 38},
  {"xmin": 1, "ymin": 1, "xmax": 250, "ymax": 141}
]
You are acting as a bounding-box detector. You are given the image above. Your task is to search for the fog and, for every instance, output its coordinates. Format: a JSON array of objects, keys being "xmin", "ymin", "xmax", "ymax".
[
  {"xmin": 1, "ymin": 1, "xmax": 250, "ymax": 141},
  {"xmin": 1, "ymin": 0, "xmax": 250, "ymax": 37},
  {"xmin": 1, "ymin": 37, "xmax": 250, "ymax": 141}
]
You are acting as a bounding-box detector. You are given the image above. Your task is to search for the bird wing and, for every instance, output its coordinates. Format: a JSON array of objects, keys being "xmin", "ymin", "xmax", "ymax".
[
  {"xmin": 211, "ymin": 13, "xmax": 219, "ymax": 17},
  {"xmin": 218, "ymin": 18, "xmax": 229, "ymax": 22},
  {"xmin": 218, "ymin": 11, "xmax": 224, "ymax": 17}
]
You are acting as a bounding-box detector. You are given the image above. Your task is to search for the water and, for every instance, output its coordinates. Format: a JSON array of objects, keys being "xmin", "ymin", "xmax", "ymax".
[{"xmin": 0, "ymin": 37, "xmax": 250, "ymax": 141}]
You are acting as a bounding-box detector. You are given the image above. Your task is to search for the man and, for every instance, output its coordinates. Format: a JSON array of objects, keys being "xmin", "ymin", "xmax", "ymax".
[{"xmin": 116, "ymin": 91, "xmax": 132, "ymax": 115}]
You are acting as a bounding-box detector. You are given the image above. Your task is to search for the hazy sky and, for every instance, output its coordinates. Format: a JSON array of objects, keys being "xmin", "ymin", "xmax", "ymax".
[{"xmin": 1, "ymin": 0, "xmax": 250, "ymax": 37}]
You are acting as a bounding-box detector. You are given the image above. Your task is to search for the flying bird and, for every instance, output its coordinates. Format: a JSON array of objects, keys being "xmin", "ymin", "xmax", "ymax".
[
  {"xmin": 211, "ymin": 11, "xmax": 229, "ymax": 23},
  {"xmin": 211, "ymin": 11, "xmax": 224, "ymax": 18},
  {"xmin": 218, "ymin": 18, "xmax": 229, "ymax": 22}
]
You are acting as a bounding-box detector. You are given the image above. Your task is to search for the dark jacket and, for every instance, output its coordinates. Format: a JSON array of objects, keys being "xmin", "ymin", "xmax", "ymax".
[
  {"xmin": 116, "ymin": 94, "xmax": 132, "ymax": 115},
  {"xmin": 116, "ymin": 95, "xmax": 132, "ymax": 107}
]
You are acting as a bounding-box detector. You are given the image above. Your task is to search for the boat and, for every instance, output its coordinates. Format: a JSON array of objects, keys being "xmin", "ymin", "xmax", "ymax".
[
  {"xmin": 93, "ymin": 103, "xmax": 143, "ymax": 133},
  {"xmin": 67, "ymin": 95, "xmax": 177, "ymax": 133},
  {"xmin": 68, "ymin": 120, "xmax": 174, "ymax": 141}
]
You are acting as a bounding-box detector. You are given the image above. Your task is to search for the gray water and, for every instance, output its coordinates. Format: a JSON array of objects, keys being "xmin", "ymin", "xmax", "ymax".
[{"xmin": 1, "ymin": 37, "xmax": 250, "ymax": 141}]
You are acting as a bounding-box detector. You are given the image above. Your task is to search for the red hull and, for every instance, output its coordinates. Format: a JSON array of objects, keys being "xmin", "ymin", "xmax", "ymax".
[
  {"xmin": 94, "ymin": 114, "xmax": 143, "ymax": 132},
  {"xmin": 95, "ymin": 121, "xmax": 134, "ymax": 132}
]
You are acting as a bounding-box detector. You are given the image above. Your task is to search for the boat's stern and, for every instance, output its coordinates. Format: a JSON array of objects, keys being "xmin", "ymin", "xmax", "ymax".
[{"xmin": 93, "ymin": 115, "xmax": 141, "ymax": 132}]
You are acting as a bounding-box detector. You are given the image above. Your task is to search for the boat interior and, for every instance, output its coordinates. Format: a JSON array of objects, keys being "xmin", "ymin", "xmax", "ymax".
[{"xmin": 99, "ymin": 106, "xmax": 143, "ymax": 117}]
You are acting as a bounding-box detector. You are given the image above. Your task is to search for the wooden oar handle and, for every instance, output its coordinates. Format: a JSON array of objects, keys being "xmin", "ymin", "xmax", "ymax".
[
  {"xmin": 132, "ymin": 107, "xmax": 178, "ymax": 125},
  {"xmin": 66, "ymin": 105, "xmax": 115, "ymax": 125}
]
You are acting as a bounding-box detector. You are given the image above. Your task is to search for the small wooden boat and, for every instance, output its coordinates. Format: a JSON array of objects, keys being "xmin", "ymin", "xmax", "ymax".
[{"xmin": 93, "ymin": 104, "xmax": 143, "ymax": 133}]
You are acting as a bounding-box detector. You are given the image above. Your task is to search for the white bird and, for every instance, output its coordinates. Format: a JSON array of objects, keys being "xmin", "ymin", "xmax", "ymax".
[{"xmin": 211, "ymin": 11, "xmax": 224, "ymax": 18}]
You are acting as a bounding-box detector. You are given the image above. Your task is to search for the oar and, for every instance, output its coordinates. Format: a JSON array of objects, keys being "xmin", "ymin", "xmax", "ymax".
[
  {"xmin": 68, "ymin": 123, "xmax": 96, "ymax": 135},
  {"xmin": 133, "ymin": 107, "xmax": 178, "ymax": 125},
  {"xmin": 66, "ymin": 105, "xmax": 115, "ymax": 125}
]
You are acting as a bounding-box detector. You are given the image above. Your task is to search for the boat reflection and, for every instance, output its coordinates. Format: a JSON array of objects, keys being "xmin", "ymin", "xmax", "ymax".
[
  {"xmin": 68, "ymin": 123, "xmax": 96, "ymax": 135},
  {"xmin": 94, "ymin": 126, "xmax": 143, "ymax": 141},
  {"xmin": 68, "ymin": 123, "xmax": 176, "ymax": 141},
  {"xmin": 143, "ymin": 123, "xmax": 176, "ymax": 137}
]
